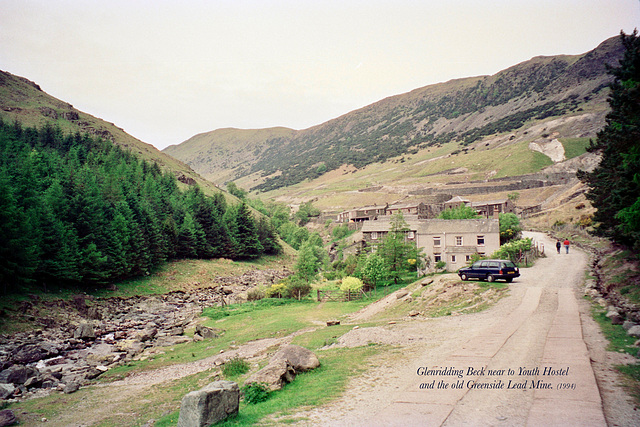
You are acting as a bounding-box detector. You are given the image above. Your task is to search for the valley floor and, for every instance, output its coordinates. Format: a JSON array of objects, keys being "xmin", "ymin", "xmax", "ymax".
[{"xmin": 14, "ymin": 233, "xmax": 638, "ymax": 426}]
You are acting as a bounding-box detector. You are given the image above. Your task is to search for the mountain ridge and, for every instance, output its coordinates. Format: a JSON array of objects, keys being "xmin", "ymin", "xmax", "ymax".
[{"xmin": 165, "ymin": 36, "xmax": 623, "ymax": 193}]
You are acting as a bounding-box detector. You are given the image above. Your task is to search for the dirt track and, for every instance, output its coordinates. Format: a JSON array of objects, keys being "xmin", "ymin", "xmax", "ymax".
[{"xmin": 294, "ymin": 232, "xmax": 640, "ymax": 426}]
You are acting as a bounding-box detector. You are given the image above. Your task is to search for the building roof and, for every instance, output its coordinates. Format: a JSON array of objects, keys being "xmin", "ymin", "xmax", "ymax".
[
  {"xmin": 471, "ymin": 199, "xmax": 509, "ymax": 207},
  {"xmin": 387, "ymin": 202, "xmax": 423, "ymax": 210},
  {"xmin": 445, "ymin": 196, "xmax": 470, "ymax": 204},
  {"xmin": 361, "ymin": 218, "xmax": 498, "ymax": 234},
  {"xmin": 418, "ymin": 218, "xmax": 499, "ymax": 234}
]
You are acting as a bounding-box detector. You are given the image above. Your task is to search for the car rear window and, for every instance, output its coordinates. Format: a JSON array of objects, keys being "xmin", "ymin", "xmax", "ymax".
[{"xmin": 501, "ymin": 261, "xmax": 516, "ymax": 268}]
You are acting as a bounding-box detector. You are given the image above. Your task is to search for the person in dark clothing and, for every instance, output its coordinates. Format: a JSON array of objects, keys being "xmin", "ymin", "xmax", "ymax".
[{"xmin": 556, "ymin": 240, "xmax": 562, "ymax": 254}]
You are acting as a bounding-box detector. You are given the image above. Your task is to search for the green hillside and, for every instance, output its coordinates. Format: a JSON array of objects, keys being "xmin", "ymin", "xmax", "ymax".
[{"xmin": 165, "ymin": 36, "xmax": 622, "ymax": 193}]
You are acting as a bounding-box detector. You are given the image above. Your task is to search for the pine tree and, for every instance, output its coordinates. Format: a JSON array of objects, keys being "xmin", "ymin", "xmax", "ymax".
[
  {"xmin": 230, "ymin": 202, "xmax": 264, "ymax": 259},
  {"xmin": 579, "ymin": 31, "xmax": 640, "ymax": 250}
]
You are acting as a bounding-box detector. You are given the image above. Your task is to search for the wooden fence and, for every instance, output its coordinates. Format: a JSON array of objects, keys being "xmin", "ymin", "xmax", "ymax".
[{"xmin": 317, "ymin": 288, "xmax": 372, "ymax": 302}]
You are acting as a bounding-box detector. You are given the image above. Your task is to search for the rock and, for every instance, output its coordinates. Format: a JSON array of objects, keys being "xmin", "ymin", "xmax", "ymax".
[
  {"xmin": 245, "ymin": 360, "xmax": 295, "ymax": 391},
  {"xmin": 11, "ymin": 342, "xmax": 60, "ymax": 364},
  {"xmin": 326, "ymin": 320, "xmax": 340, "ymax": 326},
  {"xmin": 0, "ymin": 365, "xmax": 39, "ymax": 385},
  {"xmin": 408, "ymin": 310, "xmax": 420, "ymax": 317},
  {"xmin": 0, "ymin": 409, "xmax": 17, "ymax": 426},
  {"xmin": 272, "ymin": 345, "xmax": 320, "ymax": 372},
  {"xmin": 23, "ymin": 376, "xmax": 42, "ymax": 389},
  {"xmin": 136, "ymin": 327, "xmax": 158, "ymax": 342},
  {"xmin": 155, "ymin": 336, "xmax": 191, "ymax": 347},
  {"xmin": 421, "ymin": 279, "xmax": 434, "ymax": 287},
  {"xmin": 627, "ymin": 325, "xmax": 640, "ymax": 338},
  {"xmin": 396, "ymin": 290, "xmax": 409, "ymax": 299},
  {"xmin": 87, "ymin": 306, "xmax": 102, "ymax": 320},
  {"xmin": 606, "ymin": 310, "xmax": 624, "ymax": 325},
  {"xmin": 0, "ymin": 384, "xmax": 15, "ymax": 400},
  {"xmin": 63, "ymin": 382, "xmax": 80, "ymax": 394},
  {"xmin": 623, "ymin": 321, "xmax": 636, "ymax": 331},
  {"xmin": 177, "ymin": 381, "xmax": 239, "ymax": 427},
  {"xmin": 194, "ymin": 325, "xmax": 217, "ymax": 340},
  {"xmin": 74, "ymin": 323, "xmax": 96, "ymax": 340}
]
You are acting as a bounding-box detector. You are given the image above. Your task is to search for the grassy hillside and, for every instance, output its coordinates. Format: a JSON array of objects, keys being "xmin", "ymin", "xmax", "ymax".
[{"xmin": 165, "ymin": 36, "xmax": 622, "ymax": 194}]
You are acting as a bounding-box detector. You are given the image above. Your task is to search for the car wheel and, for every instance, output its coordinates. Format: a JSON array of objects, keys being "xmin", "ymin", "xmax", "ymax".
[
  {"xmin": 460, "ymin": 274, "xmax": 468, "ymax": 281},
  {"xmin": 486, "ymin": 274, "xmax": 495, "ymax": 282},
  {"xmin": 506, "ymin": 278, "xmax": 513, "ymax": 283}
]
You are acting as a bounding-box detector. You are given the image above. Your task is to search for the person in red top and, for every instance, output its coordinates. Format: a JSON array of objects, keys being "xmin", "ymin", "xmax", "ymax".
[{"xmin": 563, "ymin": 239, "xmax": 570, "ymax": 254}]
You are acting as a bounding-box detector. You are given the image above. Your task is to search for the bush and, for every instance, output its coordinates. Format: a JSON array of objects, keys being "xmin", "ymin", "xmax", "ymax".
[
  {"xmin": 340, "ymin": 276, "xmax": 364, "ymax": 292},
  {"xmin": 247, "ymin": 288, "xmax": 265, "ymax": 301},
  {"xmin": 222, "ymin": 356, "xmax": 250, "ymax": 378},
  {"xmin": 492, "ymin": 238, "xmax": 533, "ymax": 263},
  {"xmin": 265, "ymin": 283, "xmax": 287, "ymax": 298},
  {"xmin": 285, "ymin": 276, "xmax": 312, "ymax": 300},
  {"xmin": 241, "ymin": 382, "xmax": 271, "ymax": 404}
]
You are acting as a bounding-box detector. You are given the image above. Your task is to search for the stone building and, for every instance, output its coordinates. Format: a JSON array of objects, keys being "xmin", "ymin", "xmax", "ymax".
[{"xmin": 361, "ymin": 217, "xmax": 500, "ymax": 271}]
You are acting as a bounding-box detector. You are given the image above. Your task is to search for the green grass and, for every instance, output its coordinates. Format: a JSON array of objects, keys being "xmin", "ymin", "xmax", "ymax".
[
  {"xmin": 592, "ymin": 306, "xmax": 638, "ymax": 357},
  {"xmin": 559, "ymin": 137, "xmax": 591, "ymax": 159}
]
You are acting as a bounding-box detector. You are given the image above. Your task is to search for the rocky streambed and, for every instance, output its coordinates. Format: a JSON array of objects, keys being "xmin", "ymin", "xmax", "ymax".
[{"xmin": 0, "ymin": 268, "xmax": 290, "ymax": 402}]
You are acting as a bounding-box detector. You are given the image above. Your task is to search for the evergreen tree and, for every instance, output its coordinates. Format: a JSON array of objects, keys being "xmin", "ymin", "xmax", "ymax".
[
  {"xmin": 256, "ymin": 216, "xmax": 282, "ymax": 255},
  {"xmin": 230, "ymin": 202, "xmax": 263, "ymax": 259},
  {"xmin": 579, "ymin": 31, "xmax": 640, "ymax": 251}
]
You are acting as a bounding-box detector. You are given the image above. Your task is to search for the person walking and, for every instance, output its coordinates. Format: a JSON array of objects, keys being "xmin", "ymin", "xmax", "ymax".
[
  {"xmin": 556, "ymin": 240, "xmax": 562, "ymax": 254},
  {"xmin": 563, "ymin": 238, "xmax": 570, "ymax": 254}
]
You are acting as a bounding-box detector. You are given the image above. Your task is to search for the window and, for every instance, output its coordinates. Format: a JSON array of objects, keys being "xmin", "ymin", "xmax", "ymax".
[
  {"xmin": 456, "ymin": 236, "xmax": 463, "ymax": 246},
  {"xmin": 371, "ymin": 232, "xmax": 378, "ymax": 240},
  {"xmin": 407, "ymin": 231, "xmax": 415, "ymax": 239},
  {"xmin": 465, "ymin": 255, "xmax": 472, "ymax": 262},
  {"xmin": 451, "ymin": 255, "xmax": 457, "ymax": 263},
  {"xmin": 477, "ymin": 235, "xmax": 485, "ymax": 246},
  {"xmin": 433, "ymin": 237, "xmax": 441, "ymax": 247},
  {"xmin": 434, "ymin": 254, "xmax": 441, "ymax": 262}
]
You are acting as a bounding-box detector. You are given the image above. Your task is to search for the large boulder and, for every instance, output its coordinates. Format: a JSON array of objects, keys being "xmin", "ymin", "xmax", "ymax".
[
  {"xmin": 0, "ymin": 365, "xmax": 39, "ymax": 385},
  {"xmin": 194, "ymin": 325, "xmax": 218, "ymax": 340},
  {"xmin": 245, "ymin": 360, "xmax": 296, "ymax": 391},
  {"xmin": 0, "ymin": 409, "xmax": 17, "ymax": 426},
  {"xmin": 177, "ymin": 381, "xmax": 239, "ymax": 427},
  {"xmin": 271, "ymin": 345, "xmax": 320, "ymax": 372},
  {"xmin": 11, "ymin": 342, "xmax": 60, "ymax": 364},
  {"xmin": 0, "ymin": 384, "xmax": 15, "ymax": 400},
  {"xmin": 73, "ymin": 323, "xmax": 96, "ymax": 340}
]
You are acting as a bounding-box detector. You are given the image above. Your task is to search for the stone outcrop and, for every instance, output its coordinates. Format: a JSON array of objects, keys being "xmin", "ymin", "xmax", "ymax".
[
  {"xmin": 245, "ymin": 344, "xmax": 320, "ymax": 391},
  {"xmin": 245, "ymin": 359, "xmax": 296, "ymax": 391},
  {"xmin": 177, "ymin": 381, "xmax": 239, "ymax": 427},
  {"xmin": 271, "ymin": 345, "xmax": 320, "ymax": 372}
]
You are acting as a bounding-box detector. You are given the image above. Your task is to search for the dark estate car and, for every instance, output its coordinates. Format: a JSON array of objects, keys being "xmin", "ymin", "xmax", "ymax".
[{"xmin": 457, "ymin": 259, "xmax": 520, "ymax": 283}]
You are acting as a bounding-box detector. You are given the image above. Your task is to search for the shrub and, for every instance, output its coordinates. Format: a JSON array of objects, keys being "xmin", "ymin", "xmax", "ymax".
[
  {"xmin": 222, "ymin": 356, "xmax": 250, "ymax": 378},
  {"xmin": 285, "ymin": 276, "xmax": 312, "ymax": 300},
  {"xmin": 340, "ymin": 276, "xmax": 364, "ymax": 292},
  {"xmin": 241, "ymin": 382, "xmax": 271, "ymax": 404},
  {"xmin": 247, "ymin": 288, "xmax": 265, "ymax": 301},
  {"xmin": 265, "ymin": 283, "xmax": 287, "ymax": 298},
  {"xmin": 492, "ymin": 238, "xmax": 533, "ymax": 263}
]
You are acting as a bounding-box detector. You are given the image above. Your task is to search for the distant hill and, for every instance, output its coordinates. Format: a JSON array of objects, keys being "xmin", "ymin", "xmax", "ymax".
[
  {"xmin": 165, "ymin": 36, "xmax": 623, "ymax": 193},
  {"xmin": 0, "ymin": 70, "xmax": 226, "ymax": 199}
]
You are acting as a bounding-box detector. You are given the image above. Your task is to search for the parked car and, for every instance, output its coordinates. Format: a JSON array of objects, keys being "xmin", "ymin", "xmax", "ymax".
[{"xmin": 457, "ymin": 259, "xmax": 520, "ymax": 283}]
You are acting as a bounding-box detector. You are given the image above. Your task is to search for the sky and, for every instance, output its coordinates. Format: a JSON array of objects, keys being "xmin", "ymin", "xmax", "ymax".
[{"xmin": 1, "ymin": 1, "xmax": 639, "ymax": 150}]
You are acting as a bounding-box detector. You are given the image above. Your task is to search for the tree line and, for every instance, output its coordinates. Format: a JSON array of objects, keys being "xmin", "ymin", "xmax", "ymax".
[
  {"xmin": 0, "ymin": 120, "xmax": 280, "ymax": 293},
  {"xmin": 579, "ymin": 30, "xmax": 640, "ymax": 253}
]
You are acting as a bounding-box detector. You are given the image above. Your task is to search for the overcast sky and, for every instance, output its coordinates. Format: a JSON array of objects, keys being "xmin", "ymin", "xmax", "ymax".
[{"xmin": 1, "ymin": 1, "xmax": 639, "ymax": 150}]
